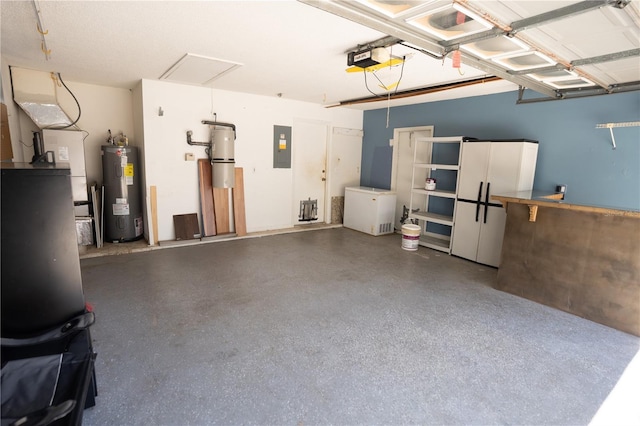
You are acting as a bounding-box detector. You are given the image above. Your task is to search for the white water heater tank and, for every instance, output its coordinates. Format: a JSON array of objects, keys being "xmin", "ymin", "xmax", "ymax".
[{"xmin": 210, "ymin": 123, "xmax": 235, "ymax": 188}]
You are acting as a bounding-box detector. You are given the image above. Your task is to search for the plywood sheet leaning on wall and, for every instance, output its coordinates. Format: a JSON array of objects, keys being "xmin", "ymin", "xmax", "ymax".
[
  {"xmin": 173, "ymin": 213, "xmax": 200, "ymax": 240},
  {"xmin": 233, "ymin": 168, "xmax": 247, "ymax": 236},
  {"xmin": 197, "ymin": 159, "xmax": 216, "ymax": 236},
  {"xmin": 213, "ymin": 187, "xmax": 231, "ymax": 234},
  {"xmin": 150, "ymin": 185, "xmax": 159, "ymax": 245},
  {"xmin": 1, "ymin": 103, "xmax": 13, "ymax": 161},
  {"xmin": 90, "ymin": 184, "xmax": 103, "ymax": 248}
]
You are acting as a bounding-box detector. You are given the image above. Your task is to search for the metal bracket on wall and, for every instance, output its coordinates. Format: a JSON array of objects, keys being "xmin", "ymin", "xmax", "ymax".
[{"xmin": 595, "ymin": 121, "xmax": 640, "ymax": 149}]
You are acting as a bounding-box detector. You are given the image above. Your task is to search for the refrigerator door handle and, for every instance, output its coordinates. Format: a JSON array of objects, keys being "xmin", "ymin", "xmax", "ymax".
[
  {"xmin": 475, "ymin": 181, "xmax": 483, "ymax": 222},
  {"xmin": 484, "ymin": 182, "xmax": 491, "ymax": 223}
]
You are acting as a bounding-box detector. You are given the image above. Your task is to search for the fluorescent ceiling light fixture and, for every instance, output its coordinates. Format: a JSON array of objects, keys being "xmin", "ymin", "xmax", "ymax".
[
  {"xmin": 461, "ymin": 35, "xmax": 529, "ymax": 59},
  {"xmin": 492, "ymin": 51, "xmax": 556, "ymax": 71},
  {"xmin": 407, "ymin": 3, "xmax": 493, "ymax": 41},
  {"xmin": 160, "ymin": 53, "xmax": 242, "ymax": 86},
  {"xmin": 354, "ymin": 0, "xmax": 428, "ymax": 18}
]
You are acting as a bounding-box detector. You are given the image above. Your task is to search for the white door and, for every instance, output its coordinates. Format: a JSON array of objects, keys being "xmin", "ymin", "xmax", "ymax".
[
  {"xmin": 329, "ymin": 127, "xmax": 363, "ymax": 223},
  {"xmin": 390, "ymin": 126, "xmax": 433, "ymax": 230},
  {"xmin": 293, "ymin": 119, "xmax": 328, "ymax": 224}
]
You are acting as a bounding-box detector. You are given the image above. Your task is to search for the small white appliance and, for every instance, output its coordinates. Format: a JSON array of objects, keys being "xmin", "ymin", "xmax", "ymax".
[
  {"xmin": 42, "ymin": 129, "xmax": 88, "ymax": 216},
  {"xmin": 343, "ymin": 186, "xmax": 396, "ymax": 236}
]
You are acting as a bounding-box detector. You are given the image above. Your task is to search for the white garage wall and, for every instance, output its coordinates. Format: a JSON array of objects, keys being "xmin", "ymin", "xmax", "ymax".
[
  {"xmin": 55, "ymin": 80, "xmax": 135, "ymax": 186},
  {"xmin": 139, "ymin": 79, "xmax": 363, "ymax": 242},
  {"xmin": 2, "ymin": 66, "xmax": 363, "ymax": 243}
]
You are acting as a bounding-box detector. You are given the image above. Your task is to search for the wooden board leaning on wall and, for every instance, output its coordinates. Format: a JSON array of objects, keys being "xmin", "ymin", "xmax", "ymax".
[
  {"xmin": 197, "ymin": 159, "xmax": 247, "ymax": 237},
  {"xmin": 1, "ymin": 103, "xmax": 14, "ymax": 161}
]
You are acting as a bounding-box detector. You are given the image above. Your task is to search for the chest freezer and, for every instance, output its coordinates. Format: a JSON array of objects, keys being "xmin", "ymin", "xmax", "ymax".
[{"xmin": 344, "ymin": 186, "xmax": 396, "ymax": 236}]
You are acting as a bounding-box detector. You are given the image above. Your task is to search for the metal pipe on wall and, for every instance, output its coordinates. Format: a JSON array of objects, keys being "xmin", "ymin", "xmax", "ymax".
[{"xmin": 186, "ymin": 120, "xmax": 237, "ymax": 188}]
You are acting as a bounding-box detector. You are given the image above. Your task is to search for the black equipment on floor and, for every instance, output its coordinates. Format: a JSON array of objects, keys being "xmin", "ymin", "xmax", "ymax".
[{"xmin": 1, "ymin": 163, "xmax": 98, "ymax": 426}]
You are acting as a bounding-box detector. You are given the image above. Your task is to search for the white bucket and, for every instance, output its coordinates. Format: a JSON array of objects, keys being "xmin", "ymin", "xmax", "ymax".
[{"xmin": 401, "ymin": 224, "xmax": 421, "ymax": 251}]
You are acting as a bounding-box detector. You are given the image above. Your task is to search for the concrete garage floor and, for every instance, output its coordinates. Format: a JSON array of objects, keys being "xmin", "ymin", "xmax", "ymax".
[{"xmin": 80, "ymin": 227, "xmax": 639, "ymax": 425}]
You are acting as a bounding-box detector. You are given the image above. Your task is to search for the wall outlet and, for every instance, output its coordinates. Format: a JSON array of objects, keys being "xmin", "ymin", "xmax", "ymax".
[{"xmin": 185, "ymin": 153, "xmax": 195, "ymax": 161}]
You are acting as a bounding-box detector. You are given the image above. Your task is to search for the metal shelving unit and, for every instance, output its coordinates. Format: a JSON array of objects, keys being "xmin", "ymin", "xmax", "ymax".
[{"xmin": 408, "ymin": 136, "xmax": 464, "ymax": 253}]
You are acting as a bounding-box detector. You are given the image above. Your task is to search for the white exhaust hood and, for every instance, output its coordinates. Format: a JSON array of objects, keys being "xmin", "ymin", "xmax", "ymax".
[{"xmin": 11, "ymin": 66, "xmax": 73, "ymax": 129}]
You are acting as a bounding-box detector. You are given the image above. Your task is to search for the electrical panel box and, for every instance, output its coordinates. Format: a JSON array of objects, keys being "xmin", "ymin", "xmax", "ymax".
[{"xmin": 273, "ymin": 125, "xmax": 291, "ymax": 169}]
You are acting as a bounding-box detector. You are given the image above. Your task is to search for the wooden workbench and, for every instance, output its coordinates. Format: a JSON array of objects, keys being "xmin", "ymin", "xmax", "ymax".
[{"xmin": 491, "ymin": 191, "xmax": 640, "ymax": 336}]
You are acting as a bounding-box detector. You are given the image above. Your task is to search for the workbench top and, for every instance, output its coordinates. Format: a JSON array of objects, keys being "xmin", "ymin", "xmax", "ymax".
[{"xmin": 492, "ymin": 190, "xmax": 640, "ymax": 219}]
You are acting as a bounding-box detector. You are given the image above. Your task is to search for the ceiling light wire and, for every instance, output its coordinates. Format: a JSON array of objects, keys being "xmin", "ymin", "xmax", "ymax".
[
  {"xmin": 371, "ymin": 70, "xmax": 387, "ymax": 88},
  {"xmin": 386, "ymin": 92, "xmax": 391, "ymax": 128},
  {"xmin": 385, "ymin": 43, "xmax": 393, "ymax": 128},
  {"xmin": 211, "ymin": 87, "xmax": 215, "ymax": 116},
  {"xmin": 394, "ymin": 56, "xmax": 406, "ymax": 95},
  {"xmin": 363, "ymin": 70, "xmax": 384, "ymax": 98},
  {"xmin": 371, "ymin": 54, "xmax": 407, "ymax": 93},
  {"xmin": 52, "ymin": 72, "xmax": 81, "ymax": 129}
]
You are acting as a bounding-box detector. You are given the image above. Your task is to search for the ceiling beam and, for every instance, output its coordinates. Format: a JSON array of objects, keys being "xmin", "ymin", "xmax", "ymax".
[
  {"xmin": 333, "ymin": 76, "xmax": 503, "ymax": 107},
  {"xmin": 439, "ymin": 28, "xmax": 505, "ymax": 50},
  {"xmin": 517, "ymin": 80, "xmax": 640, "ymax": 104},
  {"xmin": 571, "ymin": 48, "xmax": 640, "ymax": 66},
  {"xmin": 507, "ymin": 64, "xmax": 567, "ymax": 76}
]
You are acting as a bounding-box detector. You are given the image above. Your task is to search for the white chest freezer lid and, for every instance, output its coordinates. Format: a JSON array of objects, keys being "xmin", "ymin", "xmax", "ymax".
[{"xmin": 345, "ymin": 186, "xmax": 396, "ymax": 195}]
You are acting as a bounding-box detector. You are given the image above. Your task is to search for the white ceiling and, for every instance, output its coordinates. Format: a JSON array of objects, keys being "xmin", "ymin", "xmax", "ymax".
[{"xmin": 1, "ymin": 1, "xmax": 638, "ymax": 111}]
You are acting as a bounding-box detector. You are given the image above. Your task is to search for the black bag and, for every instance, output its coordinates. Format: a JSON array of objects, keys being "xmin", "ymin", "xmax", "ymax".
[{"xmin": 1, "ymin": 313, "xmax": 97, "ymax": 426}]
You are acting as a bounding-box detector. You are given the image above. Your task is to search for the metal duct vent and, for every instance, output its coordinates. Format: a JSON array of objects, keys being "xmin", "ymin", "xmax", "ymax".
[
  {"xmin": 159, "ymin": 53, "xmax": 242, "ymax": 86},
  {"xmin": 10, "ymin": 67, "xmax": 73, "ymax": 129}
]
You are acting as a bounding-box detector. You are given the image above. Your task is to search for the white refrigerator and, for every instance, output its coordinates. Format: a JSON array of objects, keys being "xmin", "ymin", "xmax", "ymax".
[{"xmin": 343, "ymin": 186, "xmax": 396, "ymax": 236}]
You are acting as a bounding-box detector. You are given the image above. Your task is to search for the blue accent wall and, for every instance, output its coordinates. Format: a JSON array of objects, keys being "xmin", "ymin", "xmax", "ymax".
[{"xmin": 362, "ymin": 90, "xmax": 640, "ymax": 210}]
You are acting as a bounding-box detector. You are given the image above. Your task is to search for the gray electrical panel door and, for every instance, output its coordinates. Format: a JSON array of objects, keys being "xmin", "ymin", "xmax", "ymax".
[{"xmin": 273, "ymin": 125, "xmax": 291, "ymax": 169}]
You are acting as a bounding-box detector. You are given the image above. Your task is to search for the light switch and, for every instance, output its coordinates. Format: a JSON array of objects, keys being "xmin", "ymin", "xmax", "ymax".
[{"xmin": 185, "ymin": 153, "xmax": 195, "ymax": 161}]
